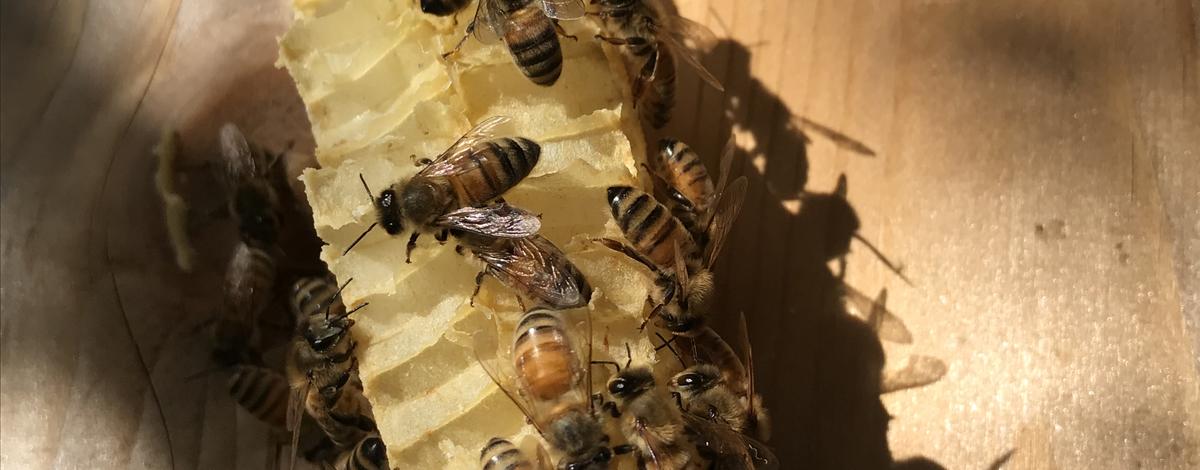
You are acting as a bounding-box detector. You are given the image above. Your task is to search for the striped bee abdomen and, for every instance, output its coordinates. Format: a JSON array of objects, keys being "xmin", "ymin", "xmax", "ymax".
[
  {"xmin": 657, "ymin": 138, "xmax": 714, "ymax": 211},
  {"xmin": 223, "ymin": 242, "xmax": 278, "ymax": 321},
  {"xmin": 290, "ymin": 276, "xmax": 340, "ymax": 320},
  {"xmin": 606, "ymin": 186, "xmax": 692, "ymax": 268},
  {"xmin": 512, "ymin": 309, "xmax": 580, "ymax": 400},
  {"xmin": 480, "ymin": 437, "xmax": 534, "ymax": 470},
  {"xmin": 227, "ymin": 365, "xmax": 289, "ymax": 428},
  {"xmin": 503, "ymin": 6, "xmax": 563, "ymax": 86},
  {"xmin": 451, "ymin": 137, "xmax": 541, "ymax": 205},
  {"xmin": 334, "ymin": 434, "xmax": 389, "ymax": 470},
  {"xmin": 639, "ymin": 44, "xmax": 677, "ymax": 129}
]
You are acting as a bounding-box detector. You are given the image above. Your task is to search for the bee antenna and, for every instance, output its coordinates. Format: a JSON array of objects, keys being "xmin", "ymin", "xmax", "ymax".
[
  {"xmin": 343, "ymin": 223, "xmax": 378, "ymax": 256},
  {"xmin": 325, "ymin": 278, "xmax": 354, "ymax": 320},
  {"xmin": 359, "ymin": 173, "xmax": 373, "ymax": 199},
  {"xmin": 624, "ymin": 343, "xmax": 633, "ymax": 370},
  {"xmin": 654, "ymin": 333, "xmax": 685, "ymax": 368},
  {"xmin": 333, "ymin": 302, "xmax": 369, "ymax": 321}
]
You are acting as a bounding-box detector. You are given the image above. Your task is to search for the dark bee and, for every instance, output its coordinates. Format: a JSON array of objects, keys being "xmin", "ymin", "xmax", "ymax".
[
  {"xmin": 211, "ymin": 241, "xmax": 277, "ymax": 366},
  {"xmin": 226, "ymin": 365, "xmax": 291, "ymax": 429},
  {"xmin": 446, "ymin": 0, "xmax": 586, "ymax": 86},
  {"xmin": 421, "ymin": 0, "xmax": 472, "ymax": 16},
  {"xmin": 598, "ymin": 358, "xmax": 701, "ymax": 470},
  {"xmin": 331, "ymin": 433, "xmax": 389, "ymax": 470},
  {"xmin": 220, "ymin": 123, "xmax": 284, "ymax": 247},
  {"xmin": 459, "ymin": 233, "xmax": 592, "ymax": 310},
  {"xmin": 593, "ymin": 0, "xmax": 723, "ymax": 128},
  {"xmin": 476, "ymin": 308, "xmax": 615, "ymax": 469},
  {"xmin": 346, "ymin": 116, "xmax": 543, "ymax": 262},
  {"xmin": 285, "ymin": 276, "xmax": 376, "ymax": 469},
  {"xmin": 671, "ymin": 314, "xmax": 770, "ymax": 442}
]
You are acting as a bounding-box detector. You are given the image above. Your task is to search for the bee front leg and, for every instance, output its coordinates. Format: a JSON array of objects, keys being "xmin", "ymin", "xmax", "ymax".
[
  {"xmin": 405, "ymin": 232, "xmax": 420, "ymax": 263},
  {"xmin": 470, "ymin": 270, "xmax": 489, "ymax": 306},
  {"xmin": 553, "ymin": 20, "xmax": 577, "ymax": 41}
]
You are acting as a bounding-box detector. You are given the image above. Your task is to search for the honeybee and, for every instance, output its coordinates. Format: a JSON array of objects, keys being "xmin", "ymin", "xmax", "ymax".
[
  {"xmin": 331, "ymin": 433, "xmax": 389, "ymax": 470},
  {"xmin": 227, "ymin": 364, "xmax": 291, "ymax": 428},
  {"xmin": 476, "ymin": 308, "xmax": 616, "ymax": 469},
  {"xmin": 286, "ymin": 276, "xmax": 376, "ymax": 470},
  {"xmin": 446, "ymin": 0, "xmax": 586, "ymax": 86},
  {"xmin": 220, "ymin": 123, "xmax": 284, "ymax": 247},
  {"xmin": 670, "ymin": 313, "xmax": 770, "ymax": 442},
  {"xmin": 648, "ymin": 136, "xmax": 741, "ymax": 244},
  {"xmin": 593, "ymin": 0, "xmax": 723, "ymax": 128},
  {"xmin": 421, "ymin": 0, "xmax": 472, "ymax": 16},
  {"xmin": 479, "ymin": 437, "xmax": 551, "ymax": 470},
  {"xmin": 459, "ymin": 233, "xmax": 593, "ymax": 310},
  {"xmin": 599, "ymin": 360, "xmax": 702, "ymax": 470},
  {"xmin": 599, "ymin": 170, "xmax": 745, "ymax": 334},
  {"xmin": 211, "ymin": 241, "xmax": 277, "ymax": 366},
  {"xmin": 346, "ymin": 116, "xmax": 543, "ymax": 262}
]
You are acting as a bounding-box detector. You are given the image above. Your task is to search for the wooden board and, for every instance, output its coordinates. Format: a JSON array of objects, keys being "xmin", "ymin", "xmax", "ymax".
[{"xmin": 1, "ymin": 0, "xmax": 1197, "ymax": 469}]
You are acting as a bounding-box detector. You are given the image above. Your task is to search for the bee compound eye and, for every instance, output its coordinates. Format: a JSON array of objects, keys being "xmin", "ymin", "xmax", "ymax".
[
  {"xmin": 595, "ymin": 448, "xmax": 612, "ymax": 462},
  {"xmin": 608, "ymin": 379, "xmax": 625, "ymax": 395}
]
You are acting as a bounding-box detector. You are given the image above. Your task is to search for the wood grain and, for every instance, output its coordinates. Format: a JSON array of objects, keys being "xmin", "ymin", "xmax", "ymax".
[{"xmin": 1, "ymin": 0, "xmax": 1197, "ymax": 469}]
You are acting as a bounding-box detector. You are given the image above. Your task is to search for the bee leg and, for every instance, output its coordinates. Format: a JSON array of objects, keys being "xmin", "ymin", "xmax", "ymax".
[
  {"xmin": 405, "ymin": 232, "xmax": 420, "ymax": 263},
  {"xmin": 553, "ymin": 20, "xmax": 577, "ymax": 41},
  {"xmin": 612, "ymin": 445, "xmax": 636, "ymax": 455},
  {"xmin": 442, "ymin": 2, "xmax": 482, "ymax": 59},
  {"xmin": 411, "ymin": 154, "xmax": 434, "ymax": 167},
  {"xmin": 454, "ymin": 245, "xmax": 465, "ymax": 256},
  {"xmin": 470, "ymin": 270, "xmax": 488, "ymax": 306},
  {"xmin": 435, "ymin": 229, "xmax": 449, "ymax": 244},
  {"xmin": 671, "ymin": 391, "xmax": 684, "ymax": 410},
  {"xmin": 602, "ymin": 400, "xmax": 621, "ymax": 418}
]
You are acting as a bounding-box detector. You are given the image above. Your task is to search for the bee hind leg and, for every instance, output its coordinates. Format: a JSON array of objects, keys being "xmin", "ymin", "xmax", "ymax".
[
  {"xmin": 553, "ymin": 20, "xmax": 577, "ymax": 41},
  {"xmin": 405, "ymin": 232, "xmax": 420, "ymax": 263},
  {"xmin": 470, "ymin": 270, "xmax": 489, "ymax": 306}
]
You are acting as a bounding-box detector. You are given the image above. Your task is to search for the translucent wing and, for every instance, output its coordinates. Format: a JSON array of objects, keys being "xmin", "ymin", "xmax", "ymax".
[
  {"xmin": 474, "ymin": 344, "xmax": 546, "ymax": 435},
  {"xmin": 673, "ymin": 240, "xmax": 689, "ymax": 292},
  {"xmin": 632, "ymin": 417, "xmax": 668, "ymax": 470},
  {"xmin": 220, "ymin": 123, "xmax": 255, "ymax": 182},
  {"xmin": 287, "ymin": 379, "xmax": 310, "ymax": 470},
  {"xmin": 435, "ymin": 204, "xmax": 542, "ymax": 238},
  {"xmin": 880, "ymin": 355, "xmax": 948, "ymax": 394},
  {"xmin": 687, "ymin": 326, "xmax": 746, "ymax": 386},
  {"xmin": 539, "ymin": 0, "xmax": 585, "ymax": 20},
  {"xmin": 471, "ymin": 235, "xmax": 590, "ymax": 309},
  {"xmin": 666, "ymin": 14, "xmax": 719, "ymax": 55},
  {"xmin": 843, "ymin": 285, "xmax": 912, "ymax": 344},
  {"xmin": 703, "ymin": 176, "xmax": 747, "ymax": 268},
  {"xmin": 472, "ymin": 0, "xmax": 506, "ymax": 44},
  {"xmin": 737, "ymin": 313, "xmax": 756, "ymax": 408},
  {"xmin": 684, "ymin": 413, "xmax": 779, "ymax": 470},
  {"xmin": 714, "ymin": 135, "xmax": 738, "ymax": 200},
  {"xmin": 659, "ymin": 18, "xmax": 723, "ymax": 92},
  {"xmin": 418, "ymin": 116, "xmax": 512, "ymax": 177}
]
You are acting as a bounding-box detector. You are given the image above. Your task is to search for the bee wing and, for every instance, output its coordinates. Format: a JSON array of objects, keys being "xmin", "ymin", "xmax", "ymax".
[
  {"xmin": 473, "ymin": 343, "xmax": 547, "ymax": 435},
  {"xmin": 702, "ymin": 176, "xmax": 747, "ymax": 268},
  {"xmin": 435, "ymin": 204, "xmax": 542, "ymax": 238},
  {"xmin": 418, "ymin": 116, "xmax": 512, "ymax": 177},
  {"xmin": 673, "ymin": 239, "xmax": 690, "ymax": 289},
  {"xmin": 472, "ymin": 236, "xmax": 590, "ymax": 309},
  {"xmin": 683, "ymin": 414, "xmax": 780, "ymax": 470},
  {"xmin": 880, "ymin": 355, "xmax": 948, "ymax": 394},
  {"xmin": 287, "ymin": 378, "xmax": 310, "ymax": 470},
  {"xmin": 539, "ymin": 0, "xmax": 585, "ymax": 20},
  {"xmin": 220, "ymin": 123, "xmax": 255, "ymax": 182},
  {"xmin": 843, "ymin": 285, "xmax": 912, "ymax": 344},
  {"xmin": 737, "ymin": 312, "xmax": 756, "ymax": 407},
  {"xmin": 659, "ymin": 17, "xmax": 724, "ymax": 92},
  {"xmin": 631, "ymin": 417, "xmax": 670, "ymax": 470},
  {"xmin": 714, "ymin": 135, "xmax": 738, "ymax": 200},
  {"xmin": 472, "ymin": 0, "xmax": 506, "ymax": 44}
]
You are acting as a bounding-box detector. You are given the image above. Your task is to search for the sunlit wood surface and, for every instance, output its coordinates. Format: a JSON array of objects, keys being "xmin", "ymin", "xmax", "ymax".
[{"xmin": 2, "ymin": 0, "xmax": 1197, "ymax": 469}]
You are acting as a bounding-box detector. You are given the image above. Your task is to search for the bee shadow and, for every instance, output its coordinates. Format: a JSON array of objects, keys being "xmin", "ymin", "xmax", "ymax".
[{"xmin": 653, "ymin": 38, "xmax": 946, "ymax": 469}]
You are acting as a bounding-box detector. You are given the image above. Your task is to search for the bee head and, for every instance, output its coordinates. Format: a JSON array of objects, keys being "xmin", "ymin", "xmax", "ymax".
[
  {"xmin": 360, "ymin": 436, "xmax": 388, "ymax": 467},
  {"xmin": 375, "ymin": 188, "xmax": 403, "ymax": 235},
  {"xmin": 607, "ymin": 366, "xmax": 655, "ymax": 399},
  {"xmin": 550, "ymin": 411, "xmax": 611, "ymax": 470},
  {"xmin": 672, "ymin": 364, "xmax": 721, "ymax": 393}
]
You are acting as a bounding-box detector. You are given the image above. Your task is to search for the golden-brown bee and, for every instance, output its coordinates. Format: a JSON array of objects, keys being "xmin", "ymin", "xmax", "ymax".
[
  {"xmin": 598, "ymin": 360, "xmax": 702, "ymax": 470},
  {"xmin": 227, "ymin": 364, "xmax": 291, "ymax": 429},
  {"xmin": 648, "ymin": 136, "xmax": 740, "ymax": 244},
  {"xmin": 331, "ymin": 433, "xmax": 389, "ymax": 470},
  {"xmin": 422, "ymin": 0, "xmax": 472, "ymax": 16},
  {"xmin": 599, "ymin": 171, "xmax": 745, "ymax": 334},
  {"xmin": 593, "ymin": 0, "xmax": 723, "ymax": 128},
  {"xmin": 446, "ymin": 0, "xmax": 586, "ymax": 86},
  {"xmin": 346, "ymin": 116, "xmax": 543, "ymax": 262},
  {"xmin": 670, "ymin": 314, "xmax": 770, "ymax": 442},
  {"xmin": 220, "ymin": 123, "xmax": 285, "ymax": 247},
  {"xmin": 285, "ymin": 276, "xmax": 376, "ymax": 469},
  {"xmin": 211, "ymin": 241, "xmax": 277, "ymax": 366},
  {"xmin": 459, "ymin": 233, "xmax": 593, "ymax": 310},
  {"xmin": 477, "ymin": 308, "xmax": 615, "ymax": 469}
]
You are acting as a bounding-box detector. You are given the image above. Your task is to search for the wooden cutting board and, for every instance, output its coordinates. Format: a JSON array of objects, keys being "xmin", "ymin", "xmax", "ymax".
[{"xmin": 2, "ymin": 0, "xmax": 1197, "ymax": 469}]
